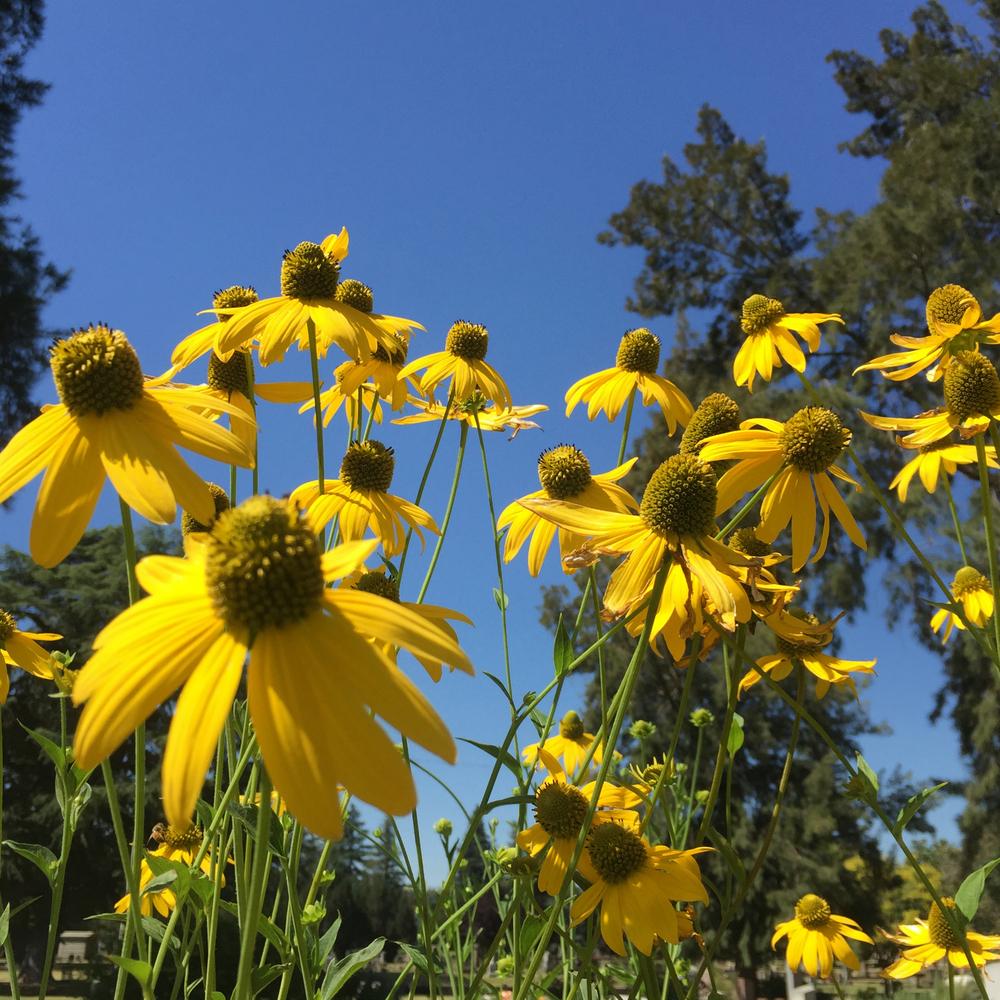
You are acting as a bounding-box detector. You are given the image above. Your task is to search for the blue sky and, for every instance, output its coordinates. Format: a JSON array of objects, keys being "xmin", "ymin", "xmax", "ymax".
[{"xmin": 5, "ymin": 1, "xmax": 973, "ymax": 879}]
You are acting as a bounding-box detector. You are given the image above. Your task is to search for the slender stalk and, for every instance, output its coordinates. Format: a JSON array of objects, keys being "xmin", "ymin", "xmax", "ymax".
[
  {"xmin": 617, "ymin": 388, "xmax": 637, "ymax": 466},
  {"xmin": 306, "ymin": 317, "xmax": 325, "ymax": 493},
  {"xmin": 589, "ymin": 565, "xmax": 609, "ymax": 724},
  {"xmin": 0, "ymin": 710, "xmax": 21, "ymax": 1000},
  {"xmin": 941, "ymin": 476, "xmax": 968, "ymax": 564},
  {"xmin": 233, "ymin": 770, "xmax": 274, "ymax": 1000},
  {"xmin": 715, "ymin": 473, "xmax": 778, "ymax": 540},
  {"xmin": 513, "ymin": 561, "xmax": 672, "ymax": 1000},
  {"xmin": 980, "ymin": 428, "xmax": 1000, "ymax": 662},
  {"xmin": 415, "ymin": 422, "xmax": 468, "ymax": 602}
]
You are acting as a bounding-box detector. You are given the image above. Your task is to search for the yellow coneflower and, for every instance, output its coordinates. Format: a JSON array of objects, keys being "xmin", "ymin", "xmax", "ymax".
[
  {"xmin": 883, "ymin": 898, "xmax": 1000, "ymax": 978},
  {"xmin": 114, "ymin": 824, "xmax": 219, "ymax": 918},
  {"xmin": 169, "ymin": 285, "xmax": 260, "ymax": 372},
  {"xmin": 304, "ymin": 332, "xmax": 416, "ymax": 429},
  {"xmin": 72, "ymin": 496, "xmax": 473, "ymax": 840},
  {"xmin": 0, "ymin": 325, "xmax": 254, "ymax": 567},
  {"xmin": 700, "ymin": 408, "xmax": 865, "ymax": 571},
  {"xmin": 392, "ymin": 393, "xmax": 547, "ymax": 437},
  {"xmin": 349, "ymin": 569, "xmax": 472, "ymax": 682},
  {"xmin": 522, "ymin": 711, "xmax": 605, "ymax": 775},
  {"xmin": 289, "ymin": 441, "xmax": 438, "ymax": 557},
  {"xmin": 679, "ymin": 393, "xmax": 742, "ymax": 455},
  {"xmin": 572, "ymin": 823, "xmax": 710, "ymax": 955},
  {"xmin": 862, "ymin": 352, "xmax": 1000, "ymax": 446},
  {"xmin": 733, "ymin": 294, "xmax": 843, "ymax": 392},
  {"xmin": 930, "ymin": 565, "xmax": 994, "ymax": 644},
  {"xmin": 498, "ymin": 446, "xmax": 637, "ymax": 576},
  {"xmin": 889, "ymin": 438, "xmax": 997, "ymax": 502},
  {"xmin": 0, "ymin": 608, "xmax": 59, "ymax": 703},
  {"xmin": 772, "ymin": 893, "xmax": 873, "ymax": 978},
  {"xmin": 399, "ymin": 320, "xmax": 513, "ymax": 410},
  {"xmin": 738, "ymin": 608, "xmax": 876, "ymax": 699},
  {"xmin": 564, "ymin": 328, "xmax": 692, "ymax": 433},
  {"xmin": 212, "ymin": 230, "xmax": 421, "ymax": 366},
  {"xmin": 855, "ymin": 284, "xmax": 1000, "ymax": 383},
  {"xmin": 523, "ymin": 454, "xmax": 753, "ymax": 640},
  {"xmin": 516, "ymin": 749, "xmax": 640, "ymax": 896}
]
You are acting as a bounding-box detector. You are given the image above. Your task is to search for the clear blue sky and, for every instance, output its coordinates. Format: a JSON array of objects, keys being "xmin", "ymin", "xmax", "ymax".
[{"xmin": 5, "ymin": 1, "xmax": 972, "ymax": 880}]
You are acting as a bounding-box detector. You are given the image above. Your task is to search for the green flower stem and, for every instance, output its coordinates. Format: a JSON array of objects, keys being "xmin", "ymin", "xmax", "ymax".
[
  {"xmin": 361, "ymin": 390, "xmax": 380, "ymax": 442},
  {"xmin": 679, "ymin": 723, "xmax": 706, "ymax": 848},
  {"xmin": 36, "ymin": 699, "xmax": 74, "ymax": 1000},
  {"xmin": 617, "ymin": 387, "xmax": 637, "ymax": 466},
  {"xmin": 715, "ymin": 473, "xmax": 778, "ymax": 539},
  {"xmin": 705, "ymin": 620, "xmax": 991, "ymax": 1000},
  {"xmin": 415, "ymin": 422, "xmax": 468, "ymax": 602},
  {"xmin": 979, "ymin": 429, "xmax": 1000, "ymax": 663},
  {"xmin": 513, "ymin": 561, "xmax": 672, "ymax": 1000},
  {"xmin": 233, "ymin": 769, "xmax": 274, "ymax": 1000},
  {"xmin": 694, "ymin": 629, "xmax": 743, "ymax": 843},
  {"xmin": 941, "ymin": 476, "xmax": 968, "ymax": 564},
  {"xmin": 0, "ymin": 710, "xmax": 21, "ymax": 1000},
  {"xmin": 306, "ymin": 317, "xmax": 325, "ymax": 493},
  {"xmin": 589, "ymin": 565, "xmax": 609, "ymax": 724},
  {"xmin": 230, "ymin": 463, "xmax": 238, "ymax": 506},
  {"xmin": 397, "ymin": 387, "xmax": 456, "ymax": 580},
  {"xmin": 242, "ymin": 347, "xmax": 258, "ymax": 496},
  {"xmin": 281, "ymin": 821, "xmax": 313, "ymax": 999}
]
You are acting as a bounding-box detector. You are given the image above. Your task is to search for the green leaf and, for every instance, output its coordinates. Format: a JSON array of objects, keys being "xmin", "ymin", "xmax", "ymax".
[
  {"xmin": 516, "ymin": 914, "xmax": 545, "ymax": 961},
  {"xmin": 3, "ymin": 840, "xmax": 58, "ymax": 885},
  {"xmin": 856, "ymin": 753, "xmax": 879, "ymax": 794},
  {"xmin": 251, "ymin": 964, "xmax": 289, "ymax": 996},
  {"xmin": 726, "ymin": 713, "xmax": 745, "ymax": 757},
  {"xmin": 553, "ymin": 614, "xmax": 573, "ymax": 676},
  {"xmin": 145, "ymin": 853, "xmax": 191, "ymax": 899},
  {"xmin": 485, "ymin": 795, "xmax": 535, "ymax": 810},
  {"xmin": 317, "ymin": 914, "xmax": 342, "ymax": 966},
  {"xmin": 893, "ymin": 782, "xmax": 948, "ymax": 835},
  {"xmin": 219, "ymin": 900, "xmax": 291, "ymax": 958},
  {"xmin": 19, "ymin": 722, "xmax": 65, "ymax": 772},
  {"xmin": 458, "ymin": 739, "xmax": 522, "ymax": 779},
  {"xmin": 0, "ymin": 904, "xmax": 9, "ymax": 947},
  {"xmin": 706, "ymin": 827, "xmax": 745, "ymax": 881},
  {"xmin": 482, "ymin": 671, "xmax": 516, "ymax": 708},
  {"xmin": 956, "ymin": 857, "xmax": 1000, "ymax": 921},
  {"xmin": 396, "ymin": 941, "xmax": 429, "ymax": 975},
  {"xmin": 492, "ymin": 587, "xmax": 510, "ymax": 611},
  {"xmin": 107, "ymin": 955, "xmax": 151, "ymax": 987},
  {"xmin": 320, "ymin": 937, "xmax": 386, "ymax": 999}
]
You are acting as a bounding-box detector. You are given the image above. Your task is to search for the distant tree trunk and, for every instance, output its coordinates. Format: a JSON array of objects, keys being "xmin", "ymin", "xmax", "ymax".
[{"xmin": 736, "ymin": 965, "xmax": 758, "ymax": 1000}]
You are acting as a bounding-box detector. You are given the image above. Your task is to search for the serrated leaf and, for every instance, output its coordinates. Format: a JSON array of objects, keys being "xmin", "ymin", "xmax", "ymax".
[
  {"xmin": 458, "ymin": 738, "xmax": 522, "ymax": 779},
  {"xmin": 492, "ymin": 587, "xmax": 510, "ymax": 611},
  {"xmin": 893, "ymin": 782, "xmax": 948, "ymax": 835},
  {"xmin": 320, "ymin": 937, "xmax": 386, "ymax": 999},
  {"xmin": 19, "ymin": 723, "xmax": 65, "ymax": 772},
  {"xmin": 107, "ymin": 955, "xmax": 151, "ymax": 986},
  {"xmin": 956, "ymin": 857, "xmax": 1000, "ymax": 921},
  {"xmin": 726, "ymin": 714, "xmax": 745, "ymax": 757},
  {"xmin": 396, "ymin": 941, "xmax": 429, "ymax": 974},
  {"xmin": 553, "ymin": 615, "xmax": 573, "ymax": 676},
  {"xmin": 3, "ymin": 840, "xmax": 57, "ymax": 885}
]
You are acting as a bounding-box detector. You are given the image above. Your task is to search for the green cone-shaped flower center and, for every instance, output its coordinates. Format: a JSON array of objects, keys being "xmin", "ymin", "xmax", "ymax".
[
  {"xmin": 780, "ymin": 407, "xmax": 850, "ymax": 473},
  {"xmin": 927, "ymin": 284, "xmax": 974, "ymax": 329},
  {"xmin": 640, "ymin": 454, "xmax": 717, "ymax": 537},
  {"xmin": 943, "ymin": 352, "xmax": 1000, "ymax": 420},
  {"xmin": 281, "ymin": 242, "xmax": 339, "ymax": 300},
  {"xmin": 340, "ymin": 440, "xmax": 395, "ymax": 493},
  {"xmin": 728, "ymin": 526, "xmax": 771, "ymax": 557},
  {"xmin": 354, "ymin": 570, "xmax": 401, "ymax": 603},
  {"xmin": 537, "ymin": 445, "xmax": 593, "ymax": 500},
  {"xmin": 206, "ymin": 496, "xmax": 324, "ymax": 633},
  {"xmin": 681, "ymin": 392, "xmax": 741, "ymax": 455},
  {"xmin": 559, "ymin": 710, "xmax": 586, "ymax": 740},
  {"xmin": 335, "ymin": 278, "xmax": 374, "ymax": 314},
  {"xmin": 163, "ymin": 824, "xmax": 204, "ymax": 851},
  {"xmin": 534, "ymin": 781, "xmax": 588, "ymax": 840},
  {"xmin": 446, "ymin": 321, "xmax": 489, "ymax": 361},
  {"xmin": 928, "ymin": 898, "xmax": 961, "ymax": 949},
  {"xmin": 182, "ymin": 483, "xmax": 231, "ymax": 536},
  {"xmin": 952, "ymin": 565, "xmax": 991, "ymax": 597},
  {"xmin": 794, "ymin": 893, "xmax": 832, "ymax": 929},
  {"xmin": 51, "ymin": 326, "xmax": 144, "ymax": 417},
  {"xmin": 587, "ymin": 823, "xmax": 647, "ymax": 884},
  {"xmin": 0, "ymin": 609, "xmax": 16, "ymax": 643},
  {"xmin": 213, "ymin": 285, "xmax": 259, "ymax": 318},
  {"xmin": 208, "ymin": 349, "xmax": 252, "ymax": 397},
  {"xmin": 374, "ymin": 332, "xmax": 408, "ymax": 366},
  {"xmin": 741, "ymin": 294, "xmax": 785, "ymax": 336},
  {"xmin": 615, "ymin": 328, "xmax": 660, "ymax": 374}
]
